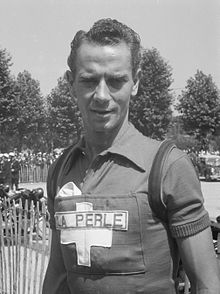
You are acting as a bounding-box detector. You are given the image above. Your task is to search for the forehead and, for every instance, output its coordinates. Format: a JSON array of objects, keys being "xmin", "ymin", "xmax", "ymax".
[{"xmin": 75, "ymin": 41, "xmax": 132, "ymax": 74}]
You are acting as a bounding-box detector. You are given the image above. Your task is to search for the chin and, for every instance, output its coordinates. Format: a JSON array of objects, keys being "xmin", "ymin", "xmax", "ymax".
[
  {"xmin": 94, "ymin": 123, "xmax": 121, "ymax": 135},
  {"xmin": 93, "ymin": 126, "xmax": 113, "ymax": 133}
]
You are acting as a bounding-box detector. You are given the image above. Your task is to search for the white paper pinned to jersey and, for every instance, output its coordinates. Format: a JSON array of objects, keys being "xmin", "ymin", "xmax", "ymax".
[{"xmin": 58, "ymin": 181, "xmax": 82, "ymax": 196}]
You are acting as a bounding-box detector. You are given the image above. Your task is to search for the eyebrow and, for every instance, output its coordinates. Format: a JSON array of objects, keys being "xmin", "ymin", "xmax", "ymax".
[
  {"xmin": 107, "ymin": 73, "xmax": 128, "ymax": 79},
  {"xmin": 79, "ymin": 73, "xmax": 129, "ymax": 80}
]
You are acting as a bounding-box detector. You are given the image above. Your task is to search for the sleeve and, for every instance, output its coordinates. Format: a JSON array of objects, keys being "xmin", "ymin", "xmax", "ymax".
[
  {"xmin": 42, "ymin": 231, "xmax": 71, "ymax": 294},
  {"xmin": 47, "ymin": 163, "xmax": 57, "ymax": 230},
  {"xmin": 47, "ymin": 145, "xmax": 75, "ymax": 229},
  {"xmin": 43, "ymin": 164, "xmax": 71, "ymax": 294},
  {"xmin": 162, "ymin": 149, "xmax": 210, "ymax": 238}
]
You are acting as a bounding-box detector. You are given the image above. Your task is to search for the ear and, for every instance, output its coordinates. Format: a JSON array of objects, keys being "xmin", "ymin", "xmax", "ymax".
[
  {"xmin": 131, "ymin": 69, "xmax": 141, "ymax": 97},
  {"xmin": 65, "ymin": 70, "xmax": 76, "ymax": 97}
]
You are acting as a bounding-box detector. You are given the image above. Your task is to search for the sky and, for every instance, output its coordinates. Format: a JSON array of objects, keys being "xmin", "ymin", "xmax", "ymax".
[{"xmin": 0, "ymin": 0, "xmax": 219, "ymax": 100}]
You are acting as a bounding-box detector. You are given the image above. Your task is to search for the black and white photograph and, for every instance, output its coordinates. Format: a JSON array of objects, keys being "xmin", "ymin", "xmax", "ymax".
[{"xmin": 0, "ymin": 0, "xmax": 220, "ymax": 293}]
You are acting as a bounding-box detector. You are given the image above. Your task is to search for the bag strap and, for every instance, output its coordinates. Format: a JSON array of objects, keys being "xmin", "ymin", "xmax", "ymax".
[
  {"xmin": 148, "ymin": 139, "xmax": 176, "ymax": 222},
  {"xmin": 51, "ymin": 145, "xmax": 75, "ymax": 197}
]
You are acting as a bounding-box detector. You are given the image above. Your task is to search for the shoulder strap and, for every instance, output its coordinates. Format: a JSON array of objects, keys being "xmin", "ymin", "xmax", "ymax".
[
  {"xmin": 148, "ymin": 139, "xmax": 176, "ymax": 222},
  {"xmin": 50, "ymin": 145, "xmax": 75, "ymax": 197}
]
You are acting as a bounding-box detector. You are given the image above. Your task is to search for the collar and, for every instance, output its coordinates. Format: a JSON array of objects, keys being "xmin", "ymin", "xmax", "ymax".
[
  {"xmin": 70, "ymin": 123, "xmax": 157, "ymax": 172},
  {"xmin": 106, "ymin": 123, "xmax": 149, "ymax": 171}
]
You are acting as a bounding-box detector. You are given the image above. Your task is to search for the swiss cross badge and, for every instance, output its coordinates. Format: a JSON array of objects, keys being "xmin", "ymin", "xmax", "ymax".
[{"xmin": 55, "ymin": 201, "xmax": 128, "ymax": 267}]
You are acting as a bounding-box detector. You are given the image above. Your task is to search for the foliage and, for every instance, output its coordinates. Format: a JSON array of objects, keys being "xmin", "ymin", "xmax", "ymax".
[
  {"xmin": 129, "ymin": 48, "xmax": 173, "ymax": 140},
  {"xmin": 0, "ymin": 49, "xmax": 16, "ymax": 131},
  {"xmin": 167, "ymin": 116, "xmax": 199, "ymax": 151},
  {"xmin": 0, "ymin": 48, "xmax": 11, "ymax": 82},
  {"xmin": 174, "ymin": 135, "xmax": 199, "ymax": 151},
  {"xmin": 14, "ymin": 70, "xmax": 46, "ymax": 151},
  {"xmin": 177, "ymin": 70, "xmax": 220, "ymax": 150},
  {"xmin": 0, "ymin": 48, "xmax": 18, "ymax": 152},
  {"xmin": 212, "ymin": 134, "xmax": 220, "ymax": 153},
  {"xmin": 46, "ymin": 76, "xmax": 83, "ymax": 149}
]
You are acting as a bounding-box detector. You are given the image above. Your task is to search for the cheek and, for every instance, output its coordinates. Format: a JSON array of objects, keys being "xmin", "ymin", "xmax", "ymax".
[
  {"xmin": 76, "ymin": 99, "xmax": 86, "ymax": 113},
  {"xmin": 76, "ymin": 96, "xmax": 91, "ymax": 117},
  {"xmin": 76, "ymin": 86, "xmax": 92, "ymax": 101},
  {"xmin": 117, "ymin": 91, "xmax": 131, "ymax": 108},
  {"xmin": 75, "ymin": 87, "xmax": 89, "ymax": 102}
]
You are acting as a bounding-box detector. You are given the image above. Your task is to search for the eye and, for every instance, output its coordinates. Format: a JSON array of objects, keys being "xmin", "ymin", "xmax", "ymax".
[
  {"xmin": 79, "ymin": 78, "xmax": 98, "ymax": 88},
  {"xmin": 107, "ymin": 77, "xmax": 125, "ymax": 90}
]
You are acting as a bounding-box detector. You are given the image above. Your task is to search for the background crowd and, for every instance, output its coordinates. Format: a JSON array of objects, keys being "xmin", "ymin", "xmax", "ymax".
[{"xmin": 0, "ymin": 149, "xmax": 63, "ymax": 188}]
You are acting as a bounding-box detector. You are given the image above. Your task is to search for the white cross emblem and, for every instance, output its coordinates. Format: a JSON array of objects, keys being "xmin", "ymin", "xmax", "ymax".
[{"xmin": 56, "ymin": 202, "xmax": 128, "ymax": 267}]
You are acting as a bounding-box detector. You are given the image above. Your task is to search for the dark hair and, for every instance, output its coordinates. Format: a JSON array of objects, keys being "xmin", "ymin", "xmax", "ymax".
[{"xmin": 67, "ymin": 18, "xmax": 142, "ymax": 78}]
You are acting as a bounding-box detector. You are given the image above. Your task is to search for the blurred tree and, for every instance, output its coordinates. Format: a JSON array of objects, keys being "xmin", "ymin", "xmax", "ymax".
[
  {"xmin": 14, "ymin": 70, "xmax": 46, "ymax": 151},
  {"xmin": 0, "ymin": 48, "xmax": 18, "ymax": 152},
  {"xmin": 177, "ymin": 70, "xmax": 220, "ymax": 150},
  {"xmin": 46, "ymin": 76, "xmax": 82, "ymax": 150},
  {"xmin": 129, "ymin": 48, "xmax": 173, "ymax": 140},
  {"xmin": 167, "ymin": 116, "xmax": 200, "ymax": 151},
  {"xmin": 213, "ymin": 135, "xmax": 220, "ymax": 153}
]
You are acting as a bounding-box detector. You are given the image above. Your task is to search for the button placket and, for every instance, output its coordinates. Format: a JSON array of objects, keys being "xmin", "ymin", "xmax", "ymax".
[{"xmin": 81, "ymin": 155, "xmax": 101, "ymax": 189}]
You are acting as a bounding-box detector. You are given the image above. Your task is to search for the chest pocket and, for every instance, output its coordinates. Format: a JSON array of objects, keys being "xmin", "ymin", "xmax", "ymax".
[{"xmin": 54, "ymin": 193, "xmax": 148, "ymax": 275}]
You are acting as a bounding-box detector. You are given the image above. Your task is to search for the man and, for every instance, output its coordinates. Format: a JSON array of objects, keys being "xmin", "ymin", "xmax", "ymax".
[
  {"xmin": 10, "ymin": 153, "xmax": 21, "ymax": 190},
  {"xmin": 43, "ymin": 19, "xmax": 220, "ymax": 294},
  {"xmin": 2, "ymin": 153, "xmax": 11, "ymax": 187},
  {"xmin": 0, "ymin": 154, "xmax": 4, "ymax": 184}
]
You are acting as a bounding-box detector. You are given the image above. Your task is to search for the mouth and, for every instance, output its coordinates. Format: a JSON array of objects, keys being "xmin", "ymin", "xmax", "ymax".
[{"xmin": 91, "ymin": 109, "xmax": 113, "ymax": 116}]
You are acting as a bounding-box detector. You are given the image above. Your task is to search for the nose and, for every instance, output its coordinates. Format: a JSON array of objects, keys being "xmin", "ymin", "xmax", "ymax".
[{"xmin": 93, "ymin": 79, "xmax": 110, "ymax": 103}]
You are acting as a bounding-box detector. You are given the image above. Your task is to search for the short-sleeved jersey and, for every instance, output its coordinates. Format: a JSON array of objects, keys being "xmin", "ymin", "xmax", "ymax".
[{"xmin": 43, "ymin": 123, "xmax": 210, "ymax": 294}]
